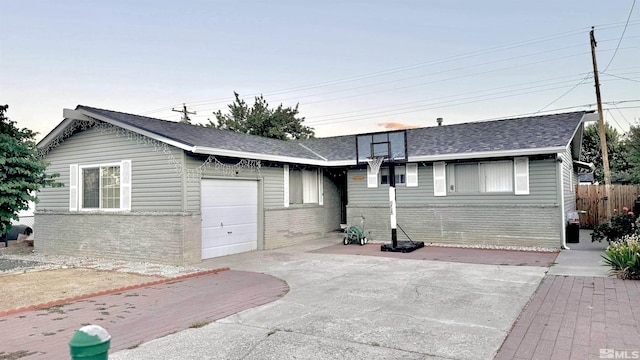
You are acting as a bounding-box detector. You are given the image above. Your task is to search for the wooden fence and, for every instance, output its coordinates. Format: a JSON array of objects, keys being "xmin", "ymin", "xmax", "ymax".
[{"xmin": 575, "ymin": 185, "xmax": 640, "ymax": 228}]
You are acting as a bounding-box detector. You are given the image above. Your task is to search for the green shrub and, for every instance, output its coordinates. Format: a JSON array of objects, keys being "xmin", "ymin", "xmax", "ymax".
[
  {"xmin": 591, "ymin": 207, "xmax": 638, "ymax": 243},
  {"xmin": 602, "ymin": 234, "xmax": 640, "ymax": 280}
]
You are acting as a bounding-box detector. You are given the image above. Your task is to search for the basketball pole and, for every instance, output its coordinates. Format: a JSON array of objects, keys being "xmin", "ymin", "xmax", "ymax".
[{"xmin": 389, "ymin": 159, "xmax": 398, "ymax": 248}]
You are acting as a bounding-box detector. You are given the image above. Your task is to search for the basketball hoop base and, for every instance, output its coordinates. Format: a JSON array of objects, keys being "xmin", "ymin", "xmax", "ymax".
[{"xmin": 380, "ymin": 241, "xmax": 425, "ymax": 253}]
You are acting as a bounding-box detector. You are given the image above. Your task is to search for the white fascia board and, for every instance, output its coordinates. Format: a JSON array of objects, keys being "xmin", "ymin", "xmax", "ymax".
[
  {"xmin": 408, "ymin": 146, "xmax": 566, "ymax": 162},
  {"xmin": 78, "ymin": 109, "xmax": 195, "ymax": 152},
  {"xmin": 192, "ymin": 146, "xmax": 356, "ymax": 166},
  {"xmin": 37, "ymin": 117, "xmax": 76, "ymax": 148},
  {"xmin": 581, "ymin": 112, "xmax": 599, "ymax": 123},
  {"xmin": 67, "ymin": 108, "xmax": 359, "ymax": 166},
  {"xmin": 573, "ymin": 160, "xmax": 596, "ymax": 171}
]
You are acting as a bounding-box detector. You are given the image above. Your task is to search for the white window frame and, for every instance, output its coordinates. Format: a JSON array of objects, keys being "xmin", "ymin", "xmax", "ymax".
[
  {"xmin": 380, "ymin": 165, "xmax": 406, "ymax": 186},
  {"xmin": 73, "ymin": 161, "xmax": 131, "ymax": 211},
  {"xmin": 448, "ymin": 160, "xmax": 514, "ymax": 194},
  {"xmin": 434, "ymin": 158, "xmax": 530, "ymax": 196},
  {"xmin": 285, "ymin": 166, "xmax": 321, "ymax": 206},
  {"xmin": 406, "ymin": 163, "xmax": 418, "ymax": 187}
]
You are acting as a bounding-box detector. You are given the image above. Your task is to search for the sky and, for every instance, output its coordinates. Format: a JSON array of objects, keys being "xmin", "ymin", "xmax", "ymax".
[{"xmin": 1, "ymin": 0, "xmax": 639, "ymax": 141}]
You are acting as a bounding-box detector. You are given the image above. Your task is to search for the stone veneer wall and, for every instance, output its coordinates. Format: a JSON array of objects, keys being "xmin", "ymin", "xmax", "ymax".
[
  {"xmin": 35, "ymin": 212, "xmax": 201, "ymax": 265},
  {"xmin": 346, "ymin": 204, "xmax": 562, "ymax": 249}
]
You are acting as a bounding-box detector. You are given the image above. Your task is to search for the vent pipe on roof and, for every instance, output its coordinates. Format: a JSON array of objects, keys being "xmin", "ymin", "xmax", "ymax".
[{"xmin": 436, "ymin": 117, "xmax": 443, "ymax": 126}]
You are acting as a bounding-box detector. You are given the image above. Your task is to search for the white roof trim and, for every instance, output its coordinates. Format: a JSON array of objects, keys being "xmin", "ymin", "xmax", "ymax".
[
  {"xmin": 78, "ymin": 108, "xmax": 196, "ymax": 152},
  {"xmin": 409, "ymin": 146, "xmax": 566, "ymax": 162},
  {"xmin": 43, "ymin": 107, "xmax": 583, "ymax": 168},
  {"xmin": 582, "ymin": 112, "xmax": 599, "ymax": 123},
  {"xmin": 573, "ymin": 160, "xmax": 596, "ymax": 171},
  {"xmin": 192, "ymin": 146, "xmax": 356, "ymax": 166}
]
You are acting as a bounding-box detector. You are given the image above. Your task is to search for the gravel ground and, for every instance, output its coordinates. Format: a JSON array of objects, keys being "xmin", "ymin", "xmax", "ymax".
[
  {"xmin": 0, "ymin": 258, "xmax": 43, "ymax": 272},
  {"xmin": 0, "ymin": 252, "xmax": 206, "ymax": 277}
]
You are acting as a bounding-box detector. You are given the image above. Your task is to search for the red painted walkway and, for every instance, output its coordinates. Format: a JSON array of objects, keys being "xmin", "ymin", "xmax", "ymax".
[
  {"xmin": 0, "ymin": 269, "xmax": 288, "ymax": 360},
  {"xmin": 495, "ymin": 275, "xmax": 640, "ymax": 360},
  {"xmin": 311, "ymin": 243, "xmax": 559, "ymax": 267}
]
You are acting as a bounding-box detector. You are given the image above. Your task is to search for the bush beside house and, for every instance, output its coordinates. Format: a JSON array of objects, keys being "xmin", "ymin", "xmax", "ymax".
[{"xmin": 593, "ymin": 207, "xmax": 640, "ymax": 279}]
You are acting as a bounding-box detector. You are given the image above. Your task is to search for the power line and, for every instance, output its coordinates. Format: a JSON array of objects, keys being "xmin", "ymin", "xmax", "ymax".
[
  {"xmin": 603, "ymin": 0, "xmax": 637, "ymax": 72},
  {"xmin": 535, "ymin": 74, "xmax": 592, "ymax": 113},
  {"xmin": 601, "ymin": 72, "xmax": 640, "ymax": 83},
  {"xmin": 139, "ymin": 23, "xmax": 638, "ymax": 116}
]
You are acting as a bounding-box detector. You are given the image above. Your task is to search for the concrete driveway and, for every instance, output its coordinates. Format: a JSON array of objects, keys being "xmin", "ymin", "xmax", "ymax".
[{"xmin": 111, "ymin": 238, "xmax": 547, "ymax": 360}]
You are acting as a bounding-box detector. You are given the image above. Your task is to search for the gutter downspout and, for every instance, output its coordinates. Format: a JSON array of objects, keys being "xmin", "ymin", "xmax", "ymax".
[{"xmin": 558, "ymin": 153, "xmax": 569, "ymax": 250}]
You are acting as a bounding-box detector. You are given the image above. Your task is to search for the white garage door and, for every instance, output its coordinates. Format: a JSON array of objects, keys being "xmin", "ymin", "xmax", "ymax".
[{"xmin": 201, "ymin": 179, "xmax": 258, "ymax": 259}]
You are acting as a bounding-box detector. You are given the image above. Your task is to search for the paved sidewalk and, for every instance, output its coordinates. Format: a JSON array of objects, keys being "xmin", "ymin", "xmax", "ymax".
[
  {"xmin": 496, "ymin": 230, "xmax": 640, "ymax": 359},
  {"xmin": 312, "ymin": 243, "xmax": 558, "ymax": 267},
  {"xmin": 0, "ymin": 269, "xmax": 288, "ymax": 360},
  {"xmin": 495, "ymin": 275, "xmax": 640, "ymax": 360}
]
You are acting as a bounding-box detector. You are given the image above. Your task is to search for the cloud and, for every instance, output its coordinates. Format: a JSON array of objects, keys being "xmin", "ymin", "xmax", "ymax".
[{"xmin": 377, "ymin": 122, "xmax": 420, "ymax": 130}]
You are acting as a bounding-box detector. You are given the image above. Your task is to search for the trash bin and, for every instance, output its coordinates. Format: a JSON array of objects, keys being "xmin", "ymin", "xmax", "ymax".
[
  {"xmin": 566, "ymin": 211, "xmax": 580, "ymax": 243},
  {"xmin": 635, "ymin": 196, "xmax": 640, "ymax": 218},
  {"xmin": 69, "ymin": 325, "xmax": 110, "ymax": 360}
]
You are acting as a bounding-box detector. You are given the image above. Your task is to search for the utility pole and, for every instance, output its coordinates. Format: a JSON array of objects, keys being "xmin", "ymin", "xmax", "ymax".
[
  {"xmin": 172, "ymin": 103, "xmax": 196, "ymax": 124},
  {"xmin": 590, "ymin": 26, "xmax": 612, "ymax": 218}
]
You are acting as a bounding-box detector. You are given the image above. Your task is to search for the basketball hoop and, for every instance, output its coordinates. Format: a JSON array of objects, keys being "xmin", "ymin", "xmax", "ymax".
[{"xmin": 365, "ymin": 156, "xmax": 385, "ymax": 176}]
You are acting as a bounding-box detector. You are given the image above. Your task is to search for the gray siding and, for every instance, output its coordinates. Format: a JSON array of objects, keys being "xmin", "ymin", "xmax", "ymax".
[
  {"xmin": 347, "ymin": 204, "xmax": 562, "ymax": 248},
  {"xmin": 183, "ymin": 155, "xmax": 276, "ymax": 212},
  {"xmin": 183, "ymin": 156, "xmax": 342, "ymax": 249},
  {"xmin": 560, "ymin": 147, "xmax": 577, "ymax": 214},
  {"xmin": 38, "ymin": 128, "xmax": 184, "ymax": 212},
  {"xmin": 264, "ymin": 174, "xmax": 342, "ymax": 248},
  {"xmin": 346, "ymin": 157, "xmax": 562, "ymax": 248},
  {"xmin": 348, "ymin": 158, "xmax": 558, "ymax": 206}
]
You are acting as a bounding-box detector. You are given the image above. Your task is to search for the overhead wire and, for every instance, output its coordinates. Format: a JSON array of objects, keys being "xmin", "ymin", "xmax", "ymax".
[
  {"xmin": 602, "ymin": 0, "xmax": 637, "ymax": 72},
  {"xmin": 138, "ymin": 20, "xmax": 640, "ymax": 125},
  {"xmin": 140, "ymin": 27, "xmax": 594, "ymax": 115}
]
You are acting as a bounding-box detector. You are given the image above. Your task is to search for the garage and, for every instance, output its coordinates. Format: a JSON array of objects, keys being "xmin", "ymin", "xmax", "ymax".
[{"xmin": 201, "ymin": 179, "xmax": 258, "ymax": 259}]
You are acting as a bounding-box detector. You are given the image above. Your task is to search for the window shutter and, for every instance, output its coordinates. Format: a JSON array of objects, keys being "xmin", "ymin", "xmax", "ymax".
[
  {"xmin": 283, "ymin": 165, "xmax": 290, "ymax": 207},
  {"xmin": 69, "ymin": 164, "xmax": 78, "ymax": 211},
  {"xmin": 318, "ymin": 168, "xmax": 324, "ymax": 205},
  {"xmin": 433, "ymin": 162, "xmax": 447, "ymax": 196},
  {"xmin": 514, "ymin": 157, "xmax": 530, "ymax": 195},
  {"xmin": 120, "ymin": 160, "xmax": 132, "ymax": 210},
  {"xmin": 367, "ymin": 166, "xmax": 378, "ymax": 188},
  {"xmin": 406, "ymin": 163, "xmax": 418, "ymax": 187}
]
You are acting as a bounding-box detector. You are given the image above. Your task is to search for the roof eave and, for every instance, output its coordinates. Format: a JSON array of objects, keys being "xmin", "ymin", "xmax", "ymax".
[
  {"xmin": 409, "ymin": 146, "xmax": 566, "ymax": 162},
  {"xmin": 192, "ymin": 146, "xmax": 357, "ymax": 166},
  {"xmin": 76, "ymin": 108, "xmax": 197, "ymax": 153}
]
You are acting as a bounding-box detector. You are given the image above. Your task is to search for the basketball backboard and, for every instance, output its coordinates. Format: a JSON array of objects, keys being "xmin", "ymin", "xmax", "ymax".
[{"xmin": 356, "ymin": 130, "xmax": 407, "ymax": 164}]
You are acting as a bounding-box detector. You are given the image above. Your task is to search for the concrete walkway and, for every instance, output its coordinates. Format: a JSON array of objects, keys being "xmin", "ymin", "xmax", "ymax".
[
  {"xmin": 3, "ymin": 231, "xmax": 638, "ymax": 359},
  {"xmin": 495, "ymin": 230, "xmax": 640, "ymax": 359},
  {"xmin": 111, "ymin": 238, "xmax": 548, "ymax": 360}
]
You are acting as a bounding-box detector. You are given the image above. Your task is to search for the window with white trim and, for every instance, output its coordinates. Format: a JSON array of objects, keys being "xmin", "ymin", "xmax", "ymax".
[
  {"xmin": 380, "ymin": 166, "xmax": 406, "ymax": 185},
  {"xmin": 289, "ymin": 168, "xmax": 319, "ymax": 205},
  {"xmin": 448, "ymin": 160, "xmax": 513, "ymax": 193},
  {"xmin": 70, "ymin": 161, "xmax": 131, "ymax": 211}
]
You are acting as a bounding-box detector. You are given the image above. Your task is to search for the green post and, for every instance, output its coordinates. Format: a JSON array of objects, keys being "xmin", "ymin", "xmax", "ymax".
[{"xmin": 69, "ymin": 325, "xmax": 111, "ymax": 360}]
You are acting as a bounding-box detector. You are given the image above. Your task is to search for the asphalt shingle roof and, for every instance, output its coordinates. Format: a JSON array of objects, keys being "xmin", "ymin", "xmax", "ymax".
[
  {"xmin": 75, "ymin": 106, "xmax": 586, "ymax": 163},
  {"xmin": 405, "ymin": 111, "xmax": 585, "ymax": 157},
  {"xmin": 78, "ymin": 106, "xmax": 321, "ymax": 161}
]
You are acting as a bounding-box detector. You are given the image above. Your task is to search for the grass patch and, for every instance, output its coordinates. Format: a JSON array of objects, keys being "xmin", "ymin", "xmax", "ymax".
[
  {"xmin": 189, "ymin": 320, "xmax": 211, "ymax": 329},
  {"xmin": 127, "ymin": 341, "xmax": 143, "ymax": 349},
  {"xmin": 0, "ymin": 350, "xmax": 37, "ymax": 360}
]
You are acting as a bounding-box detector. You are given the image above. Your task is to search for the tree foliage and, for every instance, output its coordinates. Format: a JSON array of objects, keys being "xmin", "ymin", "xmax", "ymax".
[
  {"xmin": 0, "ymin": 105, "xmax": 61, "ymax": 236},
  {"xmin": 580, "ymin": 123, "xmax": 630, "ymax": 183},
  {"xmin": 206, "ymin": 92, "xmax": 314, "ymax": 140},
  {"xmin": 621, "ymin": 125, "xmax": 640, "ymax": 184}
]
